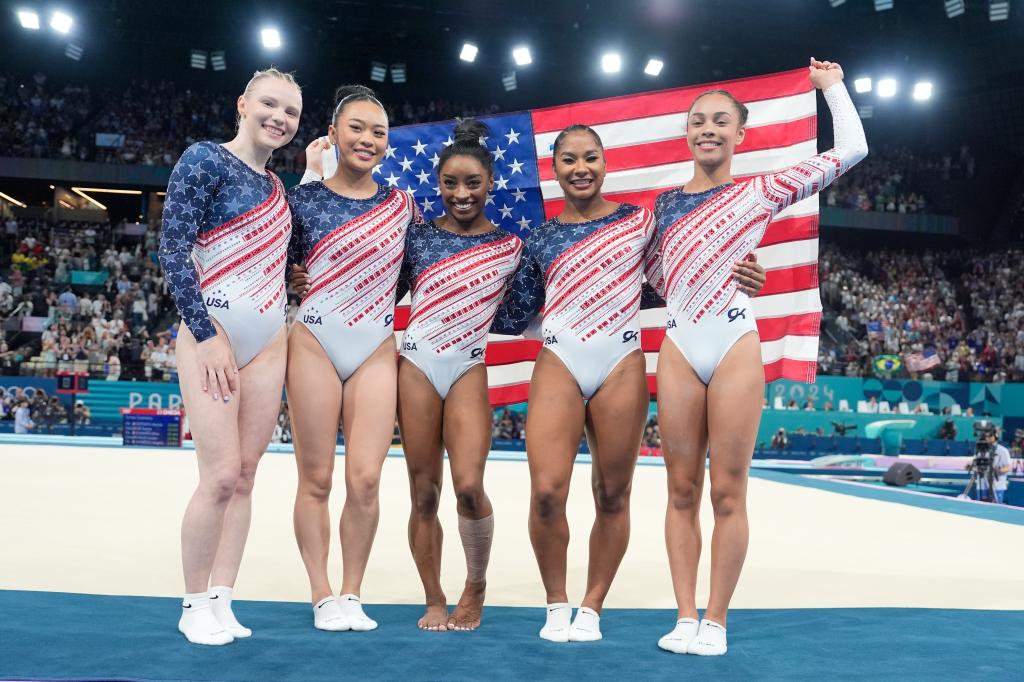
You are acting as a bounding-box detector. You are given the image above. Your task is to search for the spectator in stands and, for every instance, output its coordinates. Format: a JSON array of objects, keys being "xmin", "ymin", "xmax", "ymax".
[
  {"xmin": 803, "ymin": 399, "xmax": 816, "ymax": 411},
  {"xmin": 73, "ymin": 399, "xmax": 91, "ymax": 425},
  {"xmin": 937, "ymin": 419, "xmax": 957, "ymax": 441},
  {"xmin": 14, "ymin": 397, "xmax": 34, "ymax": 433}
]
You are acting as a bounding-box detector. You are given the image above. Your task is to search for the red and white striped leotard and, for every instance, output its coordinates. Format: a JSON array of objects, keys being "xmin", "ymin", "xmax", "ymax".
[
  {"xmin": 287, "ymin": 182, "xmax": 418, "ymax": 380},
  {"xmin": 652, "ymin": 82, "xmax": 868, "ymax": 384}
]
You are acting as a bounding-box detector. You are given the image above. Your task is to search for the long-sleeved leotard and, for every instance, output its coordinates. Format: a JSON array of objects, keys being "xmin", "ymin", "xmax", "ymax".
[
  {"xmin": 492, "ymin": 202, "xmax": 658, "ymax": 398},
  {"xmin": 399, "ymin": 221, "xmax": 523, "ymax": 399},
  {"xmin": 287, "ymin": 181, "xmax": 418, "ymax": 381},
  {"xmin": 159, "ymin": 141, "xmax": 291, "ymax": 368},
  {"xmin": 653, "ymin": 81, "xmax": 868, "ymax": 384}
]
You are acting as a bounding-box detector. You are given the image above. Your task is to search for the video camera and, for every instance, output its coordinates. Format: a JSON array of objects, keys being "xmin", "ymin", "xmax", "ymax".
[
  {"xmin": 971, "ymin": 422, "xmax": 997, "ymax": 470},
  {"xmin": 831, "ymin": 421, "xmax": 856, "ymax": 436}
]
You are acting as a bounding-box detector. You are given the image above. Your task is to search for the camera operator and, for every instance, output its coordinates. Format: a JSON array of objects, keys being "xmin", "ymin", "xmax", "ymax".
[
  {"xmin": 771, "ymin": 427, "xmax": 789, "ymax": 450},
  {"xmin": 937, "ymin": 419, "xmax": 957, "ymax": 441},
  {"xmin": 969, "ymin": 426, "xmax": 1011, "ymax": 504},
  {"xmin": 73, "ymin": 399, "xmax": 91, "ymax": 425}
]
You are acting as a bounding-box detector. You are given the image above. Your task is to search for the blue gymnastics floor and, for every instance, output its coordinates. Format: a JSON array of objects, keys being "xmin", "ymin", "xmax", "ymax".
[{"xmin": 1, "ymin": 590, "xmax": 1021, "ymax": 681}]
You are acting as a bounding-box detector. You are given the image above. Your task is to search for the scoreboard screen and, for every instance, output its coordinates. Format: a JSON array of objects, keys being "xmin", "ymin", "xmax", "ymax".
[{"xmin": 122, "ymin": 408, "xmax": 184, "ymax": 447}]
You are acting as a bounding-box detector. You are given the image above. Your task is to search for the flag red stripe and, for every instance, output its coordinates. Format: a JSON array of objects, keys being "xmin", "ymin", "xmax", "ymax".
[
  {"xmin": 485, "ymin": 339, "xmax": 543, "ymax": 365},
  {"xmin": 763, "ymin": 357, "xmax": 818, "ymax": 383},
  {"xmin": 760, "ymin": 214, "xmax": 819, "ymax": 247},
  {"xmin": 531, "ymin": 68, "xmax": 810, "ymax": 133},
  {"xmin": 489, "ymin": 383, "xmax": 531, "ymax": 406},
  {"xmin": 760, "ymin": 265, "xmax": 818, "ymax": 297},
  {"xmin": 756, "ymin": 311, "xmax": 821, "ymax": 343},
  {"xmin": 536, "ymin": 118, "xmax": 816, "ymax": 180}
]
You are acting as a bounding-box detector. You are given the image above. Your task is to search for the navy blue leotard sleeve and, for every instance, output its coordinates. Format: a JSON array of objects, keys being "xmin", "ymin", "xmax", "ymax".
[
  {"xmin": 159, "ymin": 142, "xmax": 224, "ymax": 343},
  {"xmin": 490, "ymin": 238, "xmax": 545, "ymax": 335}
]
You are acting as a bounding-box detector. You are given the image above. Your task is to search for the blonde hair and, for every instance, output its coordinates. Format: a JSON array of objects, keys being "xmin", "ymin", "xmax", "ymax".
[
  {"xmin": 243, "ymin": 66, "xmax": 301, "ymax": 97},
  {"xmin": 236, "ymin": 66, "xmax": 301, "ymax": 130}
]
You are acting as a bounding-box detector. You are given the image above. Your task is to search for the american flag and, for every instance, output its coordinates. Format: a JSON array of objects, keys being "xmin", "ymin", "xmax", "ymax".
[{"xmin": 377, "ymin": 68, "xmax": 823, "ymax": 405}]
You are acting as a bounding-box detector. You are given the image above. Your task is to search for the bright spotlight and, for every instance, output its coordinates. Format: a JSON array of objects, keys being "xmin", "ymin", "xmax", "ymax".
[
  {"xmin": 944, "ymin": 0, "xmax": 965, "ymax": 17},
  {"xmin": 644, "ymin": 58, "xmax": 664, "ymax": 76},
  {"xmin": 874, "ymin": 0, "xmax": 893, "ymax": 9},
  {"xmin": 460, "ymin": 43, "xmax": 478, "ymax": 62},
  {"xmin": 877, "ymin": 78, "xmax": 897, "ymax": 98},
  {"xmin": 50, "ymin": 10, "xmax": 72, "ymax": 34},
  {"xmin": 601, "ymin": 52, "xmax": 622, "ymax": 74},
  {"xmin": 17, "ymin": 10, "xmax": 40, "ymax": 29},
  {"xmin": 260, "ymin": 28, "xmax": 281, "ymax": 49},
  {"xmin": 854, "ymin": 77, "xmax": 872, "ymax": 93},
  {"xmin": 990, "ymin": 1, "xmax": 1010, "ymax": 20},
  {"xmin": 512, "ymin": 46, "xmax": 532, "ymax": 66},
  {"xmin": 912, "ymin": 81, "xmax": 933, "ymax": 100}
]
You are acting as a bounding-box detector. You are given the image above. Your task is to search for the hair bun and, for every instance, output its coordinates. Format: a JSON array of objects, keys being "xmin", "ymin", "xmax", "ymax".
[
  {"xmin": 334, "ymin": 84, "xmax": 377, "ymax": 104},
  {"xmin": 452, "ymin": 118, "xmax": 490, "ymax": 146}
]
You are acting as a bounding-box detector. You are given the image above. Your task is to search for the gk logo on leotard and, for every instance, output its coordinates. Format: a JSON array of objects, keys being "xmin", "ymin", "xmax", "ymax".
[
  {"xmin": 384, "ymin": 314, "xmax": 394, "ymax": 326},
  {"xmin": 302, "ymin": 314, "xmax": 322, "ymax": 325},
  {"xmin": 205, "ymin": 297, "xmax": 230, "ymax": 309},
  {"xmin": 471, "ymin": 348, "xmax": 485, "ymax": 359},
  {"xmin": 622, "ymin": 331, "xmax": 639, "ymax": 343},
  {"xmin": 727, "ymin": 308, "xmax": 747, "ymax": 322},
  {"xmin": 544, "ymin": 335, "xmax": 558, "ymax": 345}
]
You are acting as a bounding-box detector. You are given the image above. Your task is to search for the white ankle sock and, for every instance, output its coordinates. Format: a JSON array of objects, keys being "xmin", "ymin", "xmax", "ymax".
[
  {"xmin": 686, "ymin": 618, "xmax": 727, "ymax": 656},
  {"xmin": 539, "ymin": 602, "xmax": 571, "ymax": 643},
  {"xmin": 313, "ymin": 596, "xmax": 350, "ymax": 631},
  {"xmin": 209, "ymin": 586, "xmax": 251, "ymax": 638},
  {"xmin": 178, "ymin": 592, "xmax": 233, "ymax": 646},
  {"xmin": 338, "ymin": 593, "xmax": 377, "ymax": 631},
  {"xmin": 569, "ymin": 606, "xmax": 602, "ymax": 642},
  {"xmin": 658, "ymin": 617, "xmax": 700, "ymax": 654}
]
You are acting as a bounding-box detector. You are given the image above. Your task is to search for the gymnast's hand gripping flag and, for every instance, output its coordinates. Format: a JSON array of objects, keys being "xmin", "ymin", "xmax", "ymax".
[{"xmin": 379, "ymin": 68, "xmax": 822, "ymax": 405}]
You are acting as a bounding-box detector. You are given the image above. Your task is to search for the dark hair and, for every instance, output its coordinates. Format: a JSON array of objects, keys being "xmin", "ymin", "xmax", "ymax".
[
  {"xmin": 332, "ymin": 84, "xmax": 385, "ymax": 123},
  {"xmin": 438, "ymin": 118, "xmax": 493, "ymax": 177},
  {"xmin": 689, "ymin": 89, "xmax": 749, "ymax": 126},
  {"xmin": 551, "ymin": 124, "xmax": 603, "ymax": 158}
]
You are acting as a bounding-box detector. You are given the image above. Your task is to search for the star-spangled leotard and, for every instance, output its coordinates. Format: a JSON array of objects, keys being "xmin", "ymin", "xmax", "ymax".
[
  {"xmin": 287, "ymin": 180, "xmax": 418, "ymax": 380},
  {"xmin": 492, "ymin": 203, "xmax": 658, "ymax": 398},
  {"xmin": 651, "ymin": 82, "xmax": 868, "ymax": 384},
  {"xmin": 399, "ymin": 220, "xmax": 523, "ymax": 399},
  {"xmin": 159, "ymin": 141, "xmax": 290, "ymax": 368}
]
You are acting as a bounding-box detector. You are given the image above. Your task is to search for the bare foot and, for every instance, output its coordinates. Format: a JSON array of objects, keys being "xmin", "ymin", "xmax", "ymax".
[
  {"xmin": 447, "ymin": 581, "xmax": 486, "ymax": 631},
  {"xmin": 418, "ymin": 603, "xmax": 449, "ymax": 631}
]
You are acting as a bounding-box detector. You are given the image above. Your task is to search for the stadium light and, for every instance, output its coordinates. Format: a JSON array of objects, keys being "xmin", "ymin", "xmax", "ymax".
[
  {"xmin": 857, "ymin": 105, "xmax": 874, "ymax": 119},
  {"xmin": 65, "ymin": 43, "xmax": 83, "ymax": 61},
  {"xmin": 50, "ymin": 10, "xmax": 72, "ymax": 33},
  {"xmin": 944, "ymin": 0, "xmax": 965, "ymax": 17},
  {"xmin": 370, "ymin": 61, "xmax": 387, "ymax": 82},
  {"xmin": 512, "ymin": 46, "xmax": 532, "ymax": 66},
  {"xmin": 829, "ymin": 0, "xmax": 846, "ymax": 6},
  {"xmin": 0, "ymin": 191, "xmax": 28, "ymax": 208},
  {"xmin": 260, "ymin": 27, "xmax": 281, "ymax": 49},
  {"xmin": 644, "ymin": 58, "xmax": 664, "ymax": 76},
  {"xmin": 390, "ymin": 63, "xmax": 406, "ymax": 83},
  {"xmin": 460, "ymin": 42, "xmax": 478, "ymax": 62},
  {"xmin": 211, "ymin": 51, "xmax": 226, "ymax": 71},
  {"xmin": 190, "ymin": 49, "xmax": 208, "ymax": 70},
  {"xmin": 502, "ymin": 71, "xmax": 517, "ymax": 91},
  {"xmin": 877, "ymin": 78, "xmax": 897, "ymax": 97},
  {"xmin": 17, "ymin": 10, "xmax": 40, "ymax": 29},
  {"xmin": 990, "ymin": 1, "xmax": 1010, "ymax": 20},
  {"xmin": 854, "ymin": 77, "xmax": 872, "ymax": 93},
  {"xmin": 874, "ymin": 0, "xmax": 893, "ymax": 9},
  {"xmin": 912, "ymin": 81, "xmax": 933, "ymax": 101},
  {"xmin": 601, "ymin": 52, "xmax": 622, "ymax": 74}
]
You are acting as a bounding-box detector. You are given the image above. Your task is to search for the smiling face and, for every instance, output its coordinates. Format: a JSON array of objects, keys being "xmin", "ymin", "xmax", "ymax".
[
  {"xmin": 329, "ymin": 99, "xmax": 388, "ymax": 175},
  {"xmin": 553, "ymin": 130, "xmax": 607, "ymax": 202},
  {"xmin": 237, "ymin": 77, "xmax": 302, "ymax": 152},
  {"xmin": 686, "ymin": 92, "xmax": 746, "ymax": 169},
  {"xmin": 438, "ymin": 153, "xmax": 493, "ymax": 226}
]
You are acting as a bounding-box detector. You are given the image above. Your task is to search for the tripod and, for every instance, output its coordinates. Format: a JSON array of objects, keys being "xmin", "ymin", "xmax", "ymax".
[{"xmin": 961, "ymin": 459, "xmax": 999, "ymax": 502}]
